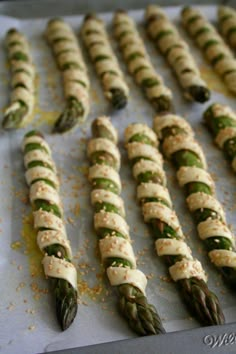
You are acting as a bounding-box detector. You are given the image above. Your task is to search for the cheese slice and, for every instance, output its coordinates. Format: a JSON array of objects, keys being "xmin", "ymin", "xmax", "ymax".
[
  {"xmin": 30, "ymin": 180, "xmax": 62, "ymax": 213},
  {"xmin": 42, "ymin": 255, "xmax": 77, "ymax": 290},
  {"xmin": 125, "ymin": 123, "xmax": 158, "ymax": 146},
  {"xmin": 215, "ymin": 127, "xmax": 236, "ymax": 148},
  {"xmin": 197, "ymin": 218, "xmax": 234, "ymax": 243},
  {"xmin": 142, "ymin": 202, "xmax": 184, "ymax": 238},
  {"xmin": 91, "ymin": 189, "xmax": 125, "ymax": 217},
  {"xmin": 156, "ymin": 238, "xmax": 192, "ymax": 259},
  {"xmin": 169, "ymin": 259, "xmax": 207, "ymax": 282},
  {"xmin": 94, "ymin": 211, "xmax": 130, "ymax": 239},
  {"xmin": 137, "ymin": 182, "xmax": 172, "ymax": 206},
  {"xmin": 186, "ymin": 192, "xmax": 226, "ymax": 222},
  {"xmin": 107, "ymin": 267, "xmax": 147, "ymax": 295},
  {"xmin": 88, "ymin": 164, "xmax": 121, "ymax": 193},
  {"xmin": 87, "ymin": 138, "xmax": 120, "ymax": 170},
  {"xmin": 22, "ymin": 135, "xmax": 51, "ymax": 155},
  {"xmin": 177, "ymin": 166, "xmax": 214, "ymax": 192},
  {"xmin": 127, "ymin": 142, "xmax": 163, "ymax": 165},
  {"xmin": 153, "ymin": 114, "xmax": 193, "ymax": 139},
  {"xmin": 33, "ymin": 210, "xmax": 66, "ymax": 233},
  {"xmin": 24, "ymin": 150, "xmax": 55, "ymax": 171},
  {"xmin": 25, "ymin": 166, "xmax": 59, "ymax": 188},
  {"xmin": 37, "ymin": 229, "xmax": 72, "ymax": 259},
  {"xmin": 163, "ymin": 135, "xmax": 207, "ymax": 169},
  {"xmin": 133, "ymin": 159, "xmax": 166, "ymax": 185},
  {"xmin": 209, "ymin": 249, "xmax": 236, "ymax": 268},
  {"xmin": 99, "ymin": 236, "xmax": 136, "ymax": 268}
]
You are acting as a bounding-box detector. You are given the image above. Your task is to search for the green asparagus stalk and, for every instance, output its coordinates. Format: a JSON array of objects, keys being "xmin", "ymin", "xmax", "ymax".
[
  {"xmin": 88, "ymin": 117, "xmax": 165, "ymax": 335},
  {"xmin": 113, "ymin": 10, "xmax": 173, "ymax": 113},
  {"xmin": 2, "ymin": 28, "xmax": 35, "ymax": 129},
  {"xmin": 45, "ymin": 18, "xmax": 90, "ymax": 133},
  {"xmin": 181, "ymin": 6, "xmax": 236, "ymax": 95},
  {"xmin": 81, "ymin": 14, "xmax": 129, "ymax": 110},
  {"xmin": 144, "ymin": 5, "xmax": 210, "ymax": 103},
  {"xmin": 2, "ymin": 101, "xmax": 28, "ymax": 129},
  {"xmin": 53, "ymin": 97, "xmax": 84, "ymax": 133},
  {"xmin": 154, "ymin": 113, "xmax": 236, "ymax": 289},
  {"xmin": 204, "ymin": 103, "xmax": 236, "ymax": 170},
  {"xmin": 125, "ymin": 124, "xmax": 224, "ymax": 326},
  {"xmin": 23, "ymin": 130, "xmax": 78, "ymax": 330},
  {"xmin": 218, "ymin": 6, "xmax": 236, "ymax": 51}
]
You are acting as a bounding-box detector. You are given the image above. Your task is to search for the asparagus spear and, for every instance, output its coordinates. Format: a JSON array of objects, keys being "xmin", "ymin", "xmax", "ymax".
[
  {"xmin": 23, "ymin": 130, "xmax": 78, "ymax": 330},
  {"xmin": 2, "ymin": 28, "xmax": 35, "ymax": 129},
  {"xmin": 144, "ymin": 5, "xmax": 210, "ymax": 103},
  {"xmin": 113, "ymin": 10, "xmax": 173, "ymax": 113},
  {"xmin": 218, "ymin": 6, "xmax": 236, "ymax": 51},
  {"xmin": 45, "ymin": 18, "xmax": 90, "ymax": 133},
  {"xmin": 88, "ymin": 116, "xmax": 165, "ymax": 335},
  {"xmin": 125, "ymin": 123, "xmax": 224, "ymax": 326},
  {"xmin": 181, "ymin": 6, "xmax": 236, "ymax": 95},
  {"xmin": 154, "ymin": 113, "xmax": 236, "ymax": 289},
  {"xmin": 81, "ymin": 13, "xmax": 129, "ymax": 110},
  {"xmin": 53, "ymin": 97, "xmax": 84, "ymax": 133},
  {"xmin": 204, "ymin": 103, "xmax": 236, "ymax": 172}
]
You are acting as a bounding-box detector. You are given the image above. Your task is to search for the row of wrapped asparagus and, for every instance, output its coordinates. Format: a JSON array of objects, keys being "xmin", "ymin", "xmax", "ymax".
[
  {"xmin": 3, "ymin": 5, "xmax": 236, "ymax": 132},
  {"xmin": 21, "ymin": 106, "xmax": 236, "ymax": 332}
]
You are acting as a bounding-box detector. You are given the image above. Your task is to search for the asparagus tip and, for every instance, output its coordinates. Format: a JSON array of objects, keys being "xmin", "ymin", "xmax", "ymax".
[
  {"xmin": 110, "ymin": 88, "xmax": 128, "ymax": 110},
  {"xmin": 179, "ymin": 277, "xmax": 225, "ymax": 326},
  {"xmin": 118, "ymin": 284, "xmax": 165, "ymax": 335},
  {"xmin": 55, "ymin": 279, "xmax": 78, "ymax": 331}
]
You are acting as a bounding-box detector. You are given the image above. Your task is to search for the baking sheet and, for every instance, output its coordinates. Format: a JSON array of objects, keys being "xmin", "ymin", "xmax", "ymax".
[{"xmin": 0, "ymin": 5, "xmax": 236, "ymax": 354}]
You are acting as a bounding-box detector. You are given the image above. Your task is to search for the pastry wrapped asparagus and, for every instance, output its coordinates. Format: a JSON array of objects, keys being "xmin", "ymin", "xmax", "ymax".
[
  {"xmin": 181, "ymin": 7, "xmax": 236, "ymax": 95},
  {"xmin": 218, "ymin": 6, "xmax": 236, "ymax": 51},
  {"xmin": 154, "ymin": 113, "xmax": 236, "ymax": 289},
  {"xmin": 113, "ymin": 10, "xmax": 173, "ymax": 113},
  {"xmin": 45, "ymin": 18, "xmax": 90, "ymax": 133},
  {"xmin": 22, "ymin": 130, "xmax": 78, "ymax": 330},
  {"xmin": 145, "ymin": 5, "xmax": 210, "ymax": 103},
  {"xmin": 124, "ymin": 123, "xmax": 224, "ymax": 326},
  {"xmin": 2, "ymin": 29, "xmax": 35, "ymax": 129},
  {"xmin": 81, "ymin": 14, "xmax": 129, "ymax": 109},
  {"xmin": 87, "ymin": 116, "xmax": 165, "ymax": 335},
  {"xmin": 204, "ymin": 103, "xmax": 236, "ymax": 172}
]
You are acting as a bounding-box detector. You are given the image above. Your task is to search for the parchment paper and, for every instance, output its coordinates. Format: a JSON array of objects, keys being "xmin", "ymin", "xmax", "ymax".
[{"xmin": 0, "ymin": 6, "xmax": 236, "ymax": 354}]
